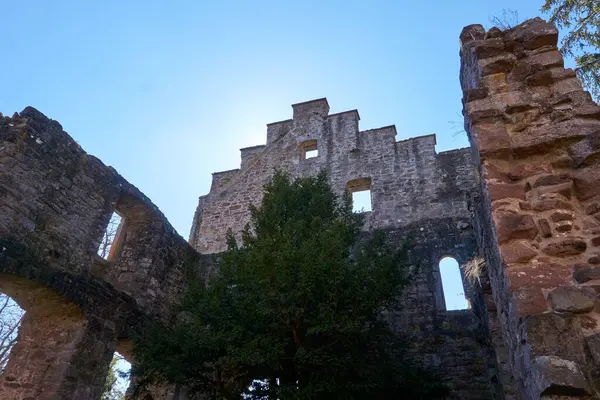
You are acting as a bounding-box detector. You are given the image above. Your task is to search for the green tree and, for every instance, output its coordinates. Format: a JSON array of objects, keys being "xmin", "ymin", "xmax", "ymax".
[
  {"xmin": 133, "ymin": 171, "xmax": 448, "ymax": 399},
  {"xmin": 542, "ymin": 1, "xmax": 600, "ymax": 99},
  {"xmin": 102, "ymin": 354, "xmax": 126, "ymax": 400}
]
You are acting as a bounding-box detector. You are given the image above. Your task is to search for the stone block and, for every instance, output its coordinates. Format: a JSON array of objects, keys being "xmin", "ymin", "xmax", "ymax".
[
  {"xmin": 507, "ymin": 263, "xmax": 572, "ymax": 315},
  {"xmin": 472, "ymin": 38, "xmax": 506, "ymax": 59},
  {"xmin": 526, "ymin": 67, "xmax": 576, "ymax": 87},
  {"xmin": 524, "ymin": 313, "xmax": 587, "ymax": 364},
  {"xmin": 460, "ymin": 24, "xmax": 485, "ymax": 45},
  {"xmin": 488, "ymin": 182, "xmax": 526, "ymax": 201},
  {"xmin": 501, "ymin": 240, "xmax": 538, "ymax": 264},
  {"xmin": 526, "ymin": 50, "xmax": 563, "ymax": 69},
  {"xmin": 494, "ymin": 211, "xmax": 538, "ymax": 243},
  {"xmin": 508, "ymin": 162, "xmax": 553, "ymax": 180},
  {"xmin": 531, "ymin": 193, "xmax": 573, "ymax": 212},
  {"xmin": 542, "ymin": 238, "xmax": 587, "ymax": 257},
  {"xmin": 569, "ymin": 130, "xmax": 600, "ymax": 167},
  {"xmin": 470, "ymin": 122, "xmax": 511, "ymax": 156},
  {"xmin": 539, "ymin": 218, "xmax": 552, "ymax": 237},
  {"xmin": 548, "ymin": 286, "xmax": 596, "ymax": 313},
  {"xmin": 586, "ymin": 333, "xmax": 600, "ymax": 365},
  {"xmin": 550, "ymin": 211, "xmax": 573, "ymax": 222},
  {"xmin": 574, "ymin": 166, "xmax": 600, "ymax": 201},
  {"xmin": 463, "ymin": 88, "xmax": 489, "ymax": 102},
  {"xmin": 573, "ymin": 264, "xmax": 600, "ymax": 283},
  {"xmin": 531, "ymin": 356, "xmax": 590, "ymax": 396},
  {"xmin": 532, "ymin": 173, "xmax": 572, "ymax": 188},
  {"xmin": 479, "ymin": 53, "xmax": 517, "ymax": 76},
  {"xmin": 534, "ymin": 182, "xmax": 573, "ymax": 200},
  {"xmin": 555, "ymin": 221, "xmax": 573, "ymax": 232},
  {"xmin": 504, "ymin": 18, "xmax": 559, "ymax": 50},
  {"xmin": 484, "ymin": 162, "xmax": 511, "ymax": 183}
]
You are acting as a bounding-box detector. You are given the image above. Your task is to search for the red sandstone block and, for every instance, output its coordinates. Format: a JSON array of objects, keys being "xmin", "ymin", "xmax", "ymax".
[
  {"xmin": 506, "ymin": 262, "xmax": 571, "ymax": 316},
  {"xmin": 488, "ymin": 182, "xmax": 526, "ymax": 201},
  {"xmin": 574, "ymin": 166, "xmax": 600, "ymax": 201},
  {"xmin": 508, "ymin": 162, "xmax": 553, "ymax": 180},
  {"xmin": 494, "ymin": 211, "xmax": 538, "ymax": 244},
  {"xmin": 500, "ymin": 240, "xmax": 537, "ymax": 263},
  {"xmin": 542, "ymin": 238, "xmax": 587, "ymax": 257},
  {"xmin": 470, "ymin": 123, "xmax": 511, "ymax": 156}
]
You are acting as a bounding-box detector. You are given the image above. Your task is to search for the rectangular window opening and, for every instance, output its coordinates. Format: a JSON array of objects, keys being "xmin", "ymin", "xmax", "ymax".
[
  {"xmin": 97, "ymin": 211, "xmax": 124, "ymax": 260},
  {"xmin": 347, "ymin": 178, "xmax": 372, "ymax": 213},
  {"xmin": 305, "ymin": 148, "xmax": 318, "ymax": 159},
  {"xmin": 300, "ymin": 140, "xmax": 318, "ymax": 160},
  {"xmin": 352, "ymin": 190, "xmax": 372, "ymax": 213}
]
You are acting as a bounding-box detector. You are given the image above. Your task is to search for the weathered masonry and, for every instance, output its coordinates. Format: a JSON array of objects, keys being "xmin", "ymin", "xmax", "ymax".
[
  {"xmin": 188, "ymin": 103, "xmax": 501, "ymax": 396},
  {"xmin": 0, "ymin": 108, "xmax": 212, "ymax": 399},
  {"xmin": 461, "ymin": 18, "xmax": 600, "ymax": 399},
  {"xmin": 189, "ymin": 99, "xmax": 476, "ymax": 254},
  {"xmin": 0, "ymin": 16, "xmax": 599, "ymax": 400}
]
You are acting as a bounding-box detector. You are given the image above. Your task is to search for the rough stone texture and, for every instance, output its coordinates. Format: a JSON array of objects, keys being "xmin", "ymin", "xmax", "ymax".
[
  {"xmin": 189, "ymin": 98, "xmax": 477, "ymax": 255},
  {"xmin": 548, "ymin": 286, "xmax": 596, "ymax": 313},
  {"xmin": 462, "ymin": 17, "xmax": 600, "ymax": 400},
  {"xmin": 0, "ymin": 108, "xmax": 212, "ymax": 399},
  {"xmin": 5, "ymin": 16, "xmax": 600, "ymax": 400},
  {"xmin": 530, "ymin": 356, "xmax": 591, "ymax": 397},
  {"xmin": 189, "ymin": 99, "xmax": 506, "ymax": 398}
]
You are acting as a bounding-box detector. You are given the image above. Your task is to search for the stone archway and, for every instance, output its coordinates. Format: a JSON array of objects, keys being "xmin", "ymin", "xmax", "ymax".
[{"xmin": 0, "ymin": 273, "xmax": 116, "ymax": 400}]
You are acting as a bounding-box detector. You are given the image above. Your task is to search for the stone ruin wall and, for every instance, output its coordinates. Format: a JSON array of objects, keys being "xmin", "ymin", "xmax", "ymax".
[
  {"xmin": 0, "ymin": 108, "xmax": 212, "ymax": 399},
  {"xmin": 189, "ymin": 98, "xmax": 476, "ymax": 254},
  {"xmin": 1, "ymin": 15, "xmax": 599, "ymax": 400},
  {"xmin": 189, "ymin": 99, "xmax": 506, "ymax": 398},
  {"xmin": 461, "ymin": 18, "xmax": 600, "ymax": 398}
]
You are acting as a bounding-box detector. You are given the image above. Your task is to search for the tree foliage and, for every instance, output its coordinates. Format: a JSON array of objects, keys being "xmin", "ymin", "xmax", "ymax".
[
  {"xmin": 133, "ymin": 171, "xmax": 448, "ymax": 399},
  {"xmin": 542, "ymin": 0, "xmax": 600, "ymax": 99}
]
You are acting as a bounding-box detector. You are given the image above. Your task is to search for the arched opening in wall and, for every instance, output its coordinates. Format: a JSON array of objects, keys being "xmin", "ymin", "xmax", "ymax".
[
  {"xmin": 102, "ymin": 350, "xmax": 132, "ymax": 399},
  {"xmin": 0, "ymin": 293, "xmax": 24, "ymax": 372},
  {"xmin": 98, "ymin": 211, "xmax": 125, "ymax": 260},
  {"xmin": 0, "ymin": 273, "xmax": 89, "ymax": 397},
  {"xmin": 347, "ymin": 178, "xmax": 372, "ymax": 213},
  {"xmin": 299, "ymin": 140, "xmax": 318, "ymax": 160},
  {"xmin": 439, "ymin": 257, "xmax": 469, "ymax": 311}
]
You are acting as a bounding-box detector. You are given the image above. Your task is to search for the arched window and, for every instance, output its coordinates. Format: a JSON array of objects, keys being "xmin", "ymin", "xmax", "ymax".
[
  {"xmin": 97, "ymin": 211, "xmax": 125, "ymax": 260},
  {"xmin": 102, "ymin": 351, "xmax": 131, "ymax": 398},
  {"xmin": 439, "ymin": 257, "xmax": 469, "ymax": 311}
]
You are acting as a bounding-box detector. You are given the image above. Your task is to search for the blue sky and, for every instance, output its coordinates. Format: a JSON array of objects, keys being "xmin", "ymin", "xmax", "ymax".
[{"xmin": 1, "ymin": 1, "xmax": 548, "ymax": 238}]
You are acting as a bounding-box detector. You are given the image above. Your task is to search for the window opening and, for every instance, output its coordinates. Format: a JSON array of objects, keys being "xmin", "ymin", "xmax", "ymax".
[
  {"xmin": 98, "ymin": 212, "xmax": 124, "ymax": 260},
  {"xmin": 0, "ymin": 293, "xmax": 25, "ymax": 372},
  {"xmin": 439, "ymin": 257, "xmax": 469, "ymax": 310},
  {"xmin": 102, "ymin": 352, "xmax": 131, "ymax": 398},
  {"xmin": 347, "ymin": 178, "xmax": 372, "ymax": 213},
  {"xmin": 300, "ymin": 140, "xmax": 318, "ymax": 160}
]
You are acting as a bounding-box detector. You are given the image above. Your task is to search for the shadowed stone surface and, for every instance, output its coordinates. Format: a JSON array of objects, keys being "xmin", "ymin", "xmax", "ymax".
[
  {"xmin": 461, "ymin": 16, "xmax": 600, "ymax": 400},
  {"xmin": 0, "ymin": 108, "xmax": 212, "ymax": 399},
  {"xmin": 2, "ymin": 15, "xmax": 599, "ymax": 400},
  {"xmin": 188, "ymin": 97, "xmax": 504, "ymax": 399}
]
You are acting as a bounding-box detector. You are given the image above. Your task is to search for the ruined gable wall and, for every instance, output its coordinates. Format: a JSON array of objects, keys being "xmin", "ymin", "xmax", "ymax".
[
  {"xmin": 461, "ymin": 18, "xmax": 600, "ymax": 398},
  {"xmin": 190, "ymin": 99, "xmax": 505, "ymax": 398},
  {"xmin": 190, "ymin": 98, "xmax": 478, "ymax": 254}
]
